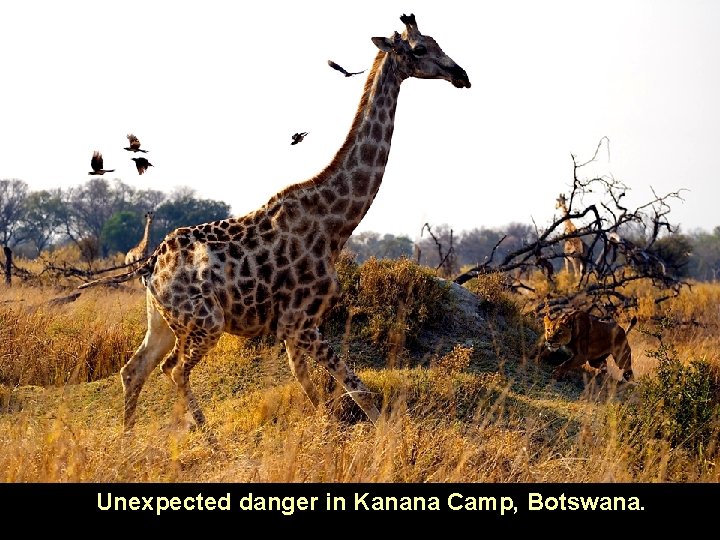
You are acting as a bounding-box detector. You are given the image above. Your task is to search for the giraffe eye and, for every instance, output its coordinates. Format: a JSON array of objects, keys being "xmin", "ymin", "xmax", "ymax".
[{"xmin": 412, "ymin": 45, "xmax": 427, "ymax": 56}]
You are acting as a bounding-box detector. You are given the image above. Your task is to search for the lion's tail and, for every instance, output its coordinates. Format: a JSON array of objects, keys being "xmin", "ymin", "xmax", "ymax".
[
  {"xmin": 626, "ymin": 315, "xmax": 639, "ymax": 335},
  {"xmin": 77, "ymin": 253, "xmax": 156, "ymax": 290}
]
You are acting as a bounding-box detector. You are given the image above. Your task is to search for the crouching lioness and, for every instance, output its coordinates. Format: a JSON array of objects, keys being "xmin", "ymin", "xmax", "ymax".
[{"xmin": 542, "ymin": 310, "xmax": 638, "ymax": 382}]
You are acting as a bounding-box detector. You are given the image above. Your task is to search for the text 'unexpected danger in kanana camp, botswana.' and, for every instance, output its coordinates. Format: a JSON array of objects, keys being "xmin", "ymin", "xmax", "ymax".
[{"xmin": 97, "ymin": 491, "xmax": 645, "ymax": 516}]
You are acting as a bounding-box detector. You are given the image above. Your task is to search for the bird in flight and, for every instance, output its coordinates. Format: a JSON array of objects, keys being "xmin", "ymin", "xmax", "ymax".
[
  {"xmin": 327, "ymin": 60, "xmax": 366, "ymax": 77},
  {"xmin": 89, "ymin": 151, "xmax": 115, "ymax": 175},
  {"xmin": 124, "ymin": 133, "xmax": 149, "ymax": 153},
  {"xmin": 131, "ymin": 157, "xmax": 153, "ymax": 175},
  {"xmin": 291, "ymin": 132, "xmax": 308, "ymax": 145}
]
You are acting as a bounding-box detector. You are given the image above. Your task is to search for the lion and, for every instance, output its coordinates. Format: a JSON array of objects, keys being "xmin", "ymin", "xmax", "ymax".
[{"xmin": 541, "ymin": 310, "xmax": 638, "ymax": 382}]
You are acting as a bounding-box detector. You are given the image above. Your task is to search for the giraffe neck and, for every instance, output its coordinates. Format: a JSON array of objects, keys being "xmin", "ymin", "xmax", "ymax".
[
  {"xmin": 560, "ymin": 204, "xmax": 577, "ymax": 234},
  {"xmin": 139, "ymin": 218, "xmax": 152, "ymax": 254},
  {"xmin": 264, "ymin": 51, "xmax": 403, "ymax": 257}
]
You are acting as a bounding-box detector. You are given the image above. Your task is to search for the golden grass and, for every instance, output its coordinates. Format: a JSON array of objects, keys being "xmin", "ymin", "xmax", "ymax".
[
  {"xmin": 0, "ymin": 285, "xmax": 145, "ymax": 386},
  {"xmin": 1, "ymin": 265, "xmax": 719, "ymax": 483}
]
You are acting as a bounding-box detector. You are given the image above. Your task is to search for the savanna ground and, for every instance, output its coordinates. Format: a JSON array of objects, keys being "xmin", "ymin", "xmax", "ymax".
[{"xmin": 1, "ymin": 252, "xmax": 719, "ymax": 483}]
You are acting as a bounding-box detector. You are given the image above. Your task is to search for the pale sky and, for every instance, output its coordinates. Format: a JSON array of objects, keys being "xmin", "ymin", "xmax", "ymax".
[{"xmin": 2, "ymin": 0, "xmax": 719, "ymax": 240}]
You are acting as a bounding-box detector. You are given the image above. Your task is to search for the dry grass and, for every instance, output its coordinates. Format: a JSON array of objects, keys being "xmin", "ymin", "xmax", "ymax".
[{"xmin": 1, "ymin": 260, "xmax": 719, "ymax": 483}]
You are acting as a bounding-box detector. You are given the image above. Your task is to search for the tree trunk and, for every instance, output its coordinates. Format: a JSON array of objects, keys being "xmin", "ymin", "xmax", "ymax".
[{"xmin": 3, "ymin": 246, "xmax": 11, "ymax": 286}]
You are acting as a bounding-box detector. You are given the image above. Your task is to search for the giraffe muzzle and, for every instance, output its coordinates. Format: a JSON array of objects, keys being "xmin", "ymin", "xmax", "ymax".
[{"xmin": 450, "ymin": 66, "xmax": 471, "ymax": 88}]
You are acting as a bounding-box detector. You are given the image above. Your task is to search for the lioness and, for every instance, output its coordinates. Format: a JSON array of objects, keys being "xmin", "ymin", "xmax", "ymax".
[{"xmin": 542, "ymin": 310, "xmax": 638, "ymax": 382}]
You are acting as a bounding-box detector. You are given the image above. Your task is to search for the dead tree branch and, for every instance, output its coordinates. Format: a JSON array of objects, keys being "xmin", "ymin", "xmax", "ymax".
[
  {"xmin": 420, "ymin": 223, "xmax": 457, "ymax": 278},
  {"xmin": 453, "ymin": 137, "xmax": 690, "ymax": 319}
]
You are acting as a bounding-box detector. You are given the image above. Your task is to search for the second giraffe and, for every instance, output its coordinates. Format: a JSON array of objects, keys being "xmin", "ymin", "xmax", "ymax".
[{"xmin": 556, "ymin": 193, "xmax": 589, "ymax": 277}]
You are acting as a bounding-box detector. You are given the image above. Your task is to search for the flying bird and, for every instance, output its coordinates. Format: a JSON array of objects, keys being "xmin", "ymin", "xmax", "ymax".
[
  {"xmin": 291, "ymin": 132, "xmax": 308, "ymax": 145},
  {"xmin": 124, "ymin": 133, "xmax": 148, "ymax": 153},
  {"xmin": 89, "ymin": 151, "xmax": 115, "ymax": 175},
  {"xmin": 327, "ymin": 60, "xmax": 366, "ymax": 77},
  {"xmin": 131, "ymin": 157, "xmax": 153, "ymax": 175}
]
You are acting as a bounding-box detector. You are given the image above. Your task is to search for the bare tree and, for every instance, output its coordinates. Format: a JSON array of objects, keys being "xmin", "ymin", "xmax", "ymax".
[
  {"xmin": 454, "ymin": 137, "xmax": 689, "ymax": 319},
  {"xmin": 418, "ymin": 223, "xmax": 458, "ymax": 278}
]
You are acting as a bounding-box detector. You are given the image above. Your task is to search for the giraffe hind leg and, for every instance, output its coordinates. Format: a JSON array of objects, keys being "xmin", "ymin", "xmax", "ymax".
[
  {"xmin": 121, "ymin": 295, "xmax": 175, "ymax": 431},
  {"xmin": 160, "ymin": 338, "xmax": 182, "ymax": 379}
]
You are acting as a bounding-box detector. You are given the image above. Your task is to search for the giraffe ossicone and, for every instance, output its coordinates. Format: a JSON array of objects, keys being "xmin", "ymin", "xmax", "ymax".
[{"xmin": 79, "ymin": 13, "xmax": 471, "ymax": 431}]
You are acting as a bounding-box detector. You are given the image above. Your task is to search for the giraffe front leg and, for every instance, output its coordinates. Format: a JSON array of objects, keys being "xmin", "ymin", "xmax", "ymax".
[
  {"xmin": 287, "ymin": 328, "xmax": 380, "ymax": 425},
  {"xmin": 284, "ymin": 340, "xmax": 322, "ymax": 409}
]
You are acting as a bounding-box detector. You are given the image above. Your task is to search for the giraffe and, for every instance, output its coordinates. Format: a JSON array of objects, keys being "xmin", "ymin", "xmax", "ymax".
[
  {"xmin": 78, "ymin": 13, "xmax": 471, "ymax": 431},
  {"xmin": 555, "ymin": 193, "xmax": 589, "ymax": 277},
  {"xmin": 125, "ymin": 211, "xmax": 154, "ymax": 267}
]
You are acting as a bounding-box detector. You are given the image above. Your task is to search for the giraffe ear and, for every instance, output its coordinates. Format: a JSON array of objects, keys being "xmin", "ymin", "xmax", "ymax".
[
  {"xmin": 372, "ymin": 32, "xmax": 403, "ymax": 53},
  {"xmin": 371, "ymin": 36, "xmax": 395, "ymax": 52}
]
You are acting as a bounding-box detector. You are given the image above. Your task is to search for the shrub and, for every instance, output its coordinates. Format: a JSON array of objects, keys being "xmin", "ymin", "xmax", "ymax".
[
  {"xmin": 326, "ymin": 253, "xmax": 455, "ymax": 355},
  {"xmin": 621, "ymin": 320, "xmax": 720, "ymax": 463},
  {"xmin": 462, "ymin": 272, "xmax": 519, "ymax": 317}
]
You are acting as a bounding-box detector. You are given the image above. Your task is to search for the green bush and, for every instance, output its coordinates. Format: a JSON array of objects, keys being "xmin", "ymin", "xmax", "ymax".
[{"xmin": 622, "ymin": 323, "xmax": 720, "ymax": 462}]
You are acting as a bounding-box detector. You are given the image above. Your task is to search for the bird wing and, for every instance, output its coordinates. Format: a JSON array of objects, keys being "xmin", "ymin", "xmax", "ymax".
[
  {"xmin": 328, "ymin": 60, "xmax": 350, "ymax": 76},
  {"xmin": 328, "ymin": 60, "xmax": 365, "ymax": 77},
  {"xmin": 126, "ymin": 133, "xmax": 141, "ymax": 150}
]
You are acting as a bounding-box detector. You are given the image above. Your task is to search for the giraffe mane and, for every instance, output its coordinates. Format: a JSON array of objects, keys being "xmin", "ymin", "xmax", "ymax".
[{"xmin": 264, "ymin": 50, "xmax": 386, "ymax": 206}]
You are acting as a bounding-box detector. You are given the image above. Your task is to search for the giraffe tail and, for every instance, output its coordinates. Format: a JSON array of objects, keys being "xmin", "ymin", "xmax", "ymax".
[{"xmin": 77, "ymin": 253, "xmax": 156, "ymax": 290}]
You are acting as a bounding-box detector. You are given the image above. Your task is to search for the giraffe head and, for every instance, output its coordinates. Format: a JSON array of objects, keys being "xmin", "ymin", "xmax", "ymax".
[
  {"xmin": 145, "ymin": 211, "xmax": 154, "ymax": 223},
  {"xmin": 556, "ymin": 193, "xmax": 568, "ymax": 211},
  {"xmin": 371, "ymin": 13, "xmax": 471, "ymax": 89}
]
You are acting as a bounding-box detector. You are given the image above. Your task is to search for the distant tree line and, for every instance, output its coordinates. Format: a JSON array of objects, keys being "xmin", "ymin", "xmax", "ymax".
[
  {"xmin": 0, "ymin": 178, "xmax": 230, "ymax": 260},
  {"xmin": 346, "ymin": 223, "xmax": 718, "ymax": 283},
  {"xmin": 346, "ymin": 223, "xmax": 538, "ymax": 271},
  {"xmin": 1, "ymin": 176, "xmax": 717, "ymax": 282}
]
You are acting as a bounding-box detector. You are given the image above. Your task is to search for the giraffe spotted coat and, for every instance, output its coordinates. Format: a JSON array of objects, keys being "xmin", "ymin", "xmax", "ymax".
[{"xmin": 79, "ymin": 13, "xmax": 471, "ymax": 431}]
